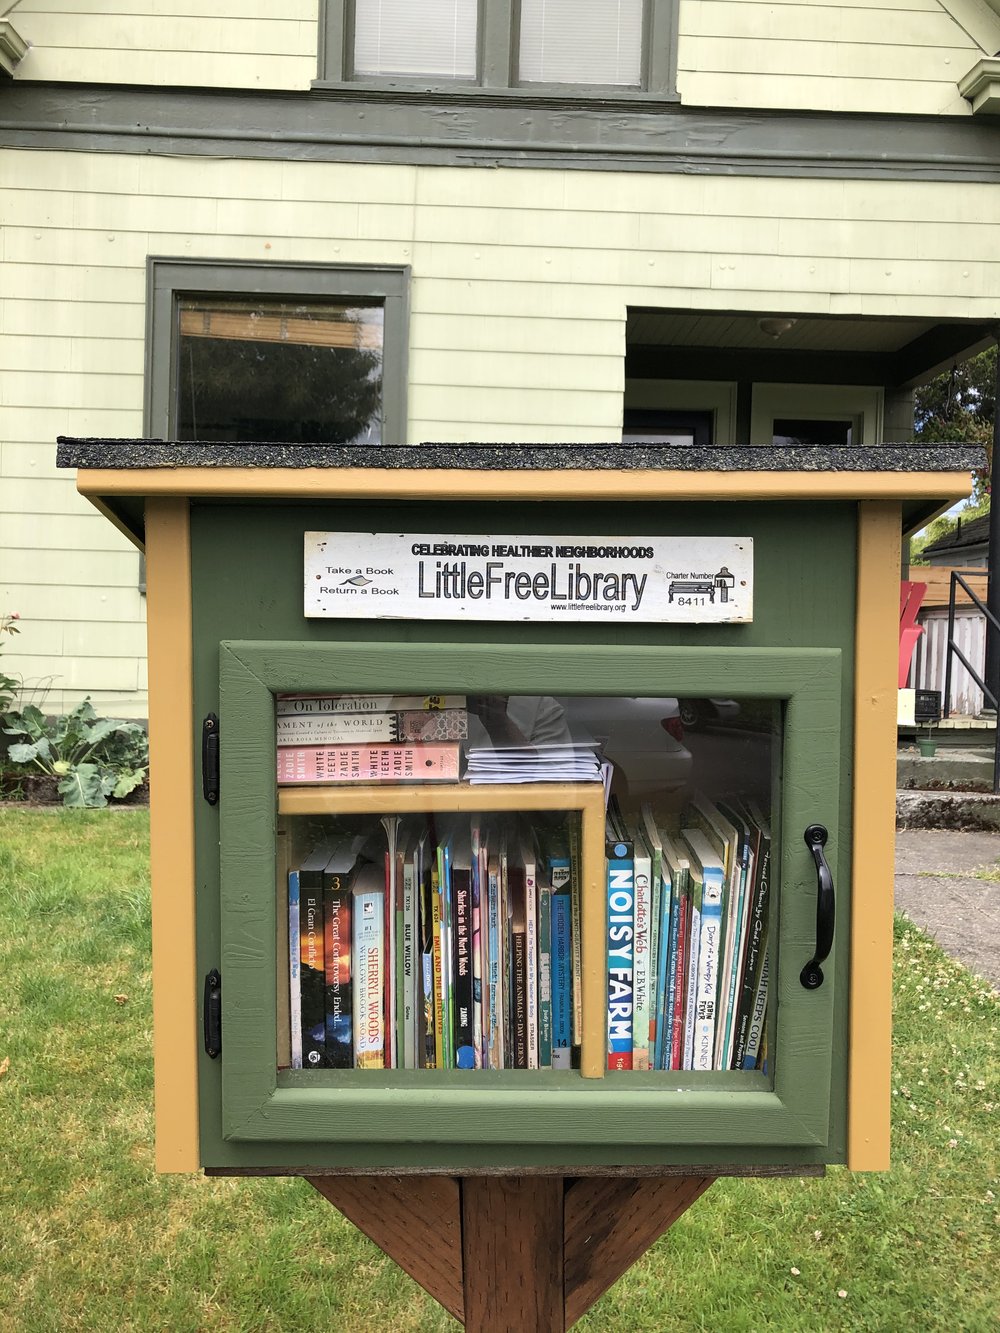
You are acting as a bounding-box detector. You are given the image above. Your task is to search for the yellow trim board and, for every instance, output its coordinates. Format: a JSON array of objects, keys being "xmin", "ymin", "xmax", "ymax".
[
  {"xmin": 848, "ymin": 501, "xmax": 900, "ymax": 1172},
  {"xmin": 78, "ymin": 467, "xmax": 973, "ymax": 506},
  {"xmin": 145, "ymin": 498, "xmax": 200, "ymax": 1172}
]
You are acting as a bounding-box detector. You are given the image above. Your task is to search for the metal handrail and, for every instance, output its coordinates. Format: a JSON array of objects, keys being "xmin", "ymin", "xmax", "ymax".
[{"xmin": 944, "ymin": 570, "xmax": 1000, "ymax": 792}]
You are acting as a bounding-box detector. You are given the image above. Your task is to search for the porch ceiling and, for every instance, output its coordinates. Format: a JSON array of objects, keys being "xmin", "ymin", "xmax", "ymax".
[{"xmin": 626, "ymin": 310, "xmax": 998, "ymax": 389}]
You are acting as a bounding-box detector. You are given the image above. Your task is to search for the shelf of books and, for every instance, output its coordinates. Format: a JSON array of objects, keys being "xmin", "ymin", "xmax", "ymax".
[{"xmin": 275, "ymin": 690, "xmax": 777, "ymax": 1084}]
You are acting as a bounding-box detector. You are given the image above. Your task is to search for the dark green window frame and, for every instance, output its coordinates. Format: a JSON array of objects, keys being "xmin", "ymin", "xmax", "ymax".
[
  {"xmin": 318, "ymin": 0, "xmax": 679, "ymax": 99},
  {"xmin": 216, "ymin": 638, "xmax": 841, "ymax": 1154},
  {"xmin": 145, "ymin": 258, "xmax": 410, "ymax": 443}
]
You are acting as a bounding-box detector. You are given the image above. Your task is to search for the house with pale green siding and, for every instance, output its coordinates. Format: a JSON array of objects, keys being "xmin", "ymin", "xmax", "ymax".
[{"xmin": 2, "ymin": 0, "xmax": 999, "ymax": 716}]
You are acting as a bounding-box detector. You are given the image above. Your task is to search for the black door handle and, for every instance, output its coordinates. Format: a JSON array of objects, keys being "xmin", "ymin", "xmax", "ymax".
[{"xmin": 801, "ymin": 824, "xmax": 835, "ymax": 990}]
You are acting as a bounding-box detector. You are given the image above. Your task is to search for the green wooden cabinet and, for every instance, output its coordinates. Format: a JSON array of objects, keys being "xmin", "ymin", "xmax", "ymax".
[
  {"xmin": 58, "ymin": 441, "xmax": 982, "ymax": 1178},
  {"xmin": 189, "ymin": 497, "xmax": 852, "ymax": 1172},
  {"xmin": 217, "ymin": 639, "xmax": 840, "ymax": 1160}
]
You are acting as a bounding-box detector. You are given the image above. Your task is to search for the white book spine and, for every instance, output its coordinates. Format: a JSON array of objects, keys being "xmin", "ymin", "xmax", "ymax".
[
  {"xmin": 353, "ymin": 891, "xmax": 385, "ymax": 1067},
  {"xmin": 693, "ymin": 878, "xmax": 725, "ymax": 1071},
  {"xmin": 683, "ymin": 900, "xmax": 701, "ymax": 1070}
]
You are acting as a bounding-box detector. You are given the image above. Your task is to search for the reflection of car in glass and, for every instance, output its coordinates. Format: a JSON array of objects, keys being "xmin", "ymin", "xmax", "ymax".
[
  {"xmin": 677, "ymin": 698, "xmax": 741, "ymax": 731},
  {"xmin": 556, "ymin": 696, "xmax": 693, "ymax": 798}
]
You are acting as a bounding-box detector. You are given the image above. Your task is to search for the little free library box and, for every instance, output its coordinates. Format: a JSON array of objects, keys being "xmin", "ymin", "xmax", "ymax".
[{"xmin": 58, "ymin": 439, "xmax": 978, "ymax": 1323}]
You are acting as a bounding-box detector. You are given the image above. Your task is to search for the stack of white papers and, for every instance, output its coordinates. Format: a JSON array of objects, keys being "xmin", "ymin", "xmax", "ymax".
[{"xmin": 464, "ymin": 743, "xmax": 603, "ymax": 784}]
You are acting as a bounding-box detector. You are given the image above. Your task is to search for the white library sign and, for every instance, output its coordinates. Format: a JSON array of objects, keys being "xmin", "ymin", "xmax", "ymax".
[{"xmin": 305, "ymin": 533, "xmax": 753, "ymax": 624}]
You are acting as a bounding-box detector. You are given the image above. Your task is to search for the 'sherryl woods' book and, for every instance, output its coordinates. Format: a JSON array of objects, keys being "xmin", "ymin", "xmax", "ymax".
[{"xmin": 353, "ymin": 860, "xmax": 387, "ymax": 1069}]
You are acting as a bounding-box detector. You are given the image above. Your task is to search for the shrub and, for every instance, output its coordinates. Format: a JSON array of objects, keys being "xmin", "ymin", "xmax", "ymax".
[{"xmin": 3, "ymin": 697, "xmax": 149, "ymax": 807}]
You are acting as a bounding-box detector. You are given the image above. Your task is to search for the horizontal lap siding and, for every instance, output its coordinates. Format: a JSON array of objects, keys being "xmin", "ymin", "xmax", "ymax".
[
  {"xmin": 4, "ymin": 150, "xmax": 1000, "ymax": 711},
  {"xmin": 9, "ymin": 1, "xmax": 994, "ymax": 115},
  {"xmin": 678, "ymin": 0, "xmax": 994, "ymax": 114},
  {"xmin": 9, "ymin": 6, "xmax": 316, "ymax": 88}
]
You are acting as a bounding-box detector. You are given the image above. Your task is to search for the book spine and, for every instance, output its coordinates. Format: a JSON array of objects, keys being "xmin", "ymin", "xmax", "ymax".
[
  {"xmin": 323, "ymin": 879, "xmax": 354, "ymax": 1069},
  {"xmin": 652, "ymin": 871, "xmax": 671, "ymax": 1071},
  {"xmin": 300, "ymin": 872, "xmax": 326, "ymax": 1069},
  {"xmin": 439, "ymin": 842, "xmax": 454, "ymax": 1070},
  {"xmin": 276, "ymin": 713, "xmax": 400, "ymax": 745},
  {"xmin": 683, "ymin": 896, "xmax": 700, "ymax": 1071},
  {"xmin": 276, "ymin": 693, "xmax": 466, "ymax": 715},
  {"xmin": 398, "ymin": 709, "xmax": 469, "ymax": 742},
  {"xmin": 512, "ymin": 926, "xmax": 528, "ymax": 1069},
  {"xmin": 550, "ymin": 882, "xmax": 573, "ymax": 1071},
  {"xmin": 277, "ymin": 743, "xmax": 461, "ymax": 785},
  {"xmin": 524, "ymin": 857, "xmax": 539, "ymax": 1070},
  {"xmin": 380, "ymin": 820, "xmax": 398, "ymax": 1071},
  {"xmin": 538, "ymin": 883, "xmax": 553, "ymax": 1070},
  {"xmin": 568, "ymin": 824, "xmax": 583, "ymax": 1049},
  {"xmin": 431, "ymin": 858, "xmax": 445, "ymax": 1071},
  {"xmin": 416, "ymin": 836, "xmax": 436, "ymax": 1069},
  {"xmin": 667, "ymin": 889, "xmax": 685, "ymax": 1070},
  {"xmin": 353, "ymin": 890, "xmax": 385, "ymax": 1069},
  {"xmin": 631, "ymin": 851, "xmax": 652, "ymax": 1072},
  {"xmin": 647, "ymin": 851, "xmax": 662, "ymax": 1064},
  {"xmin": 401, "ymin": 849, "xmax": 417, "ymax": 1069},
  {"xmin": 742, "ymin": 947, "xmax": 770, "ymax": 1070},
  {"xmin": 731, "ymin": 839, "xmax": 770, "ymax": 1070},
  {"xmin": 486, "ymin": 854, "xmax": 503, "ymax": 1070},
  {"xmin": 500, "ymin": 846, "xmax": 512, "ymax": 1066},
  {"xmin": 693, "ymin": 875, "xmax": 725, "ymax": 1071},
  {"xmin": 453, "ymin": 868, "xmax": 476, "ymax": 1069},
  {"xmin": 720, "ymin": 840, "xmax": 752, "ymax": 1071},
  {"xmin": 288, "ymin": 871, "xmax": 302, "ymax": 1070},
  {"xmin": 606, "ymin": 841, "xmax": 635, "ymax": 1071},
  {"xmin": 471, "ymin": 825, "xmax": 485, "ymax": 1069}
]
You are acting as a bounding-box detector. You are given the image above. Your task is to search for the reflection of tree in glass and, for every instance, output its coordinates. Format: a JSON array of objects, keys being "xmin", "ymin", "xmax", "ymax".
[{"xmin": 178, "ymin": 334, "xmax": 382, "ymax": 444}]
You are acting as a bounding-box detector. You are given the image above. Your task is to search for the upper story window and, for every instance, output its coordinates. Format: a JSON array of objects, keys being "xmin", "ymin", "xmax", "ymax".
[
  {"xmin": 320, "ymin": 0, "xmax": 677, "ymax": 96},
  {"xmin": 518, "ymin": 0, "xmax": 643, "ymax": 87},
  {"xmin": 353, "ymin": 0, "xmax": 477, "ymax": 80}
]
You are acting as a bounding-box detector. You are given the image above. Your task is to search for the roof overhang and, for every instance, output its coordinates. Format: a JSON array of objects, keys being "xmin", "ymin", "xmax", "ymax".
[{"xmin": 626, "ymin": 310, "xmax": 998, "ymax": 389}]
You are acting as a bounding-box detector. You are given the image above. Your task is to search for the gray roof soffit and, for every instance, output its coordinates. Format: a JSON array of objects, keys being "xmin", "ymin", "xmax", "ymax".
[
  {"xmin": 4, "ymin": 83, "xmax": 1000, "ymax": 182},
  {"xmin": 55, "ymin": 439, "xmax": 986, "ymax": 474}
]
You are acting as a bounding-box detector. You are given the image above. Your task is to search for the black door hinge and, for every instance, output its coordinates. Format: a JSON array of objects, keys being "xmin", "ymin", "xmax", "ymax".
[
  {"xmin": 202, "ymin": 713, "xmax": 219, "ymax": 805},
  {"xmin": 203, "ymin": 968, "xmax": 222, "ymax": 1059}
]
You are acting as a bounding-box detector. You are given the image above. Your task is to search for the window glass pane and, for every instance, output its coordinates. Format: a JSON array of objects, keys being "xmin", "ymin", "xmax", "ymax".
[
  {"xmin": 354, "ymin": 0, "xmax": 477, "ymax": 78},
  {"xmin": 275, "ymin": 690, "xmax": 776, "ymax": 1074},
  {"xmin": 772, "ymin": 418, "xmax": 853, "ymax": 447},
  {"xmin": 176, "ymin": 298, "xmax": 384, "ymax": 444},
  {"xmin": 622, "ymin": 409, "xmax": 713, "ymax": 447},
  {"xmin": 519, "ymin": 0, "xmax": 643, "ymax": 86}
]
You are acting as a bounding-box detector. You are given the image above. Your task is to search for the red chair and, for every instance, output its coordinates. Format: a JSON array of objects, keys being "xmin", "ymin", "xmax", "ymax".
[{"xmin": 899, "ymin": 581, "xmax": 926, "ymax": 688}]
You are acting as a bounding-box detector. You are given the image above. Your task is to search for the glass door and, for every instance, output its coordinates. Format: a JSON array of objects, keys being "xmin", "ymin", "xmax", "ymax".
[{"xmin": 218, "ymin": 640, "xmax": 842, "ymax": 1157}]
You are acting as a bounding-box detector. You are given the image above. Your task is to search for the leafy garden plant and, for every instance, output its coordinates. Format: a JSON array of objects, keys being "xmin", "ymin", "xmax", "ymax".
[
  {"xmin": 0, "ymin": 611, "xmax": 21, "ymax": 719},
  {"xmin": 3, "ymin": 697, "xmax": 148, "ymax": 807}
]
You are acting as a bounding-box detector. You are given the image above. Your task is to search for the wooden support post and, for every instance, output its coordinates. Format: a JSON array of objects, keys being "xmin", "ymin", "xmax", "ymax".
[
  {"xmin": 308, "ymin": 1175, "xmax": 464, "ymax": 1323},
  {"xmin": 309, "ymin": 1173, "xmax": 712, "ymax": 1329},
  {"xmin": 462, "ymin": 1176, "xmax": 566, "ymax": 1333}
]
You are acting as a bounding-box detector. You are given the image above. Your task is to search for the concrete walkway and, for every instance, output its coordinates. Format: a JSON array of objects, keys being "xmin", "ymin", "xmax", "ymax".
[{"xmin": 895, "ymin": 828, "xmax": 1000, "ymax": 990}]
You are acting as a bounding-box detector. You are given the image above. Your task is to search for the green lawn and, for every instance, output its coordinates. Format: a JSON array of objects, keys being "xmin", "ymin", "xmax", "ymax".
[{"xmin": 0, "ymin": 810, "xmax": 997, "ymax": 1331}]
